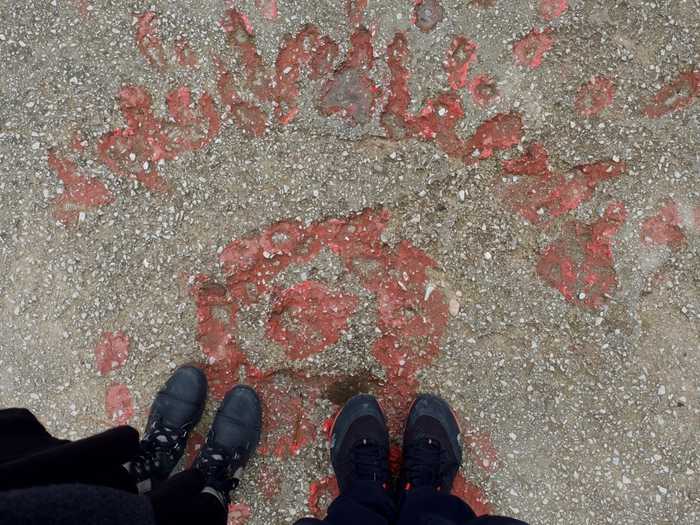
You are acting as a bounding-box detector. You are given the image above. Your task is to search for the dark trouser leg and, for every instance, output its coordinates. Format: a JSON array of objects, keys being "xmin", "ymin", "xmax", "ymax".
[
  {"xmin": 0, "ymin": 408, "xmax": 140, "ymax": 493},
  {"xmin": 294, "ymin": 481, "xmax": 395, "ymax": 525},
  {"xmin": 148, "ymin": 469, "xmax": 228, "ymax": 525},
  {"xmin": 396, "ymin": 487, "xmax": 529, "ymax": 525}
]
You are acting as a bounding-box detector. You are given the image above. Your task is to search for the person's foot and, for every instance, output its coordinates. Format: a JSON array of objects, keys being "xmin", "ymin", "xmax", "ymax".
[
  {"xmin": 330, "ymin": 394, "xmax": 390, "ymax": 493},
  {"xmin": 400, "ymin": 394, "xmax": 462, "ymax": 493},
  {"xmin": 129, "ymin": 365, "xmax": 208, "ymax": 488},
  {"xmin": 193, "ymin": 385, "xmax": 262, "ymax": 506}
]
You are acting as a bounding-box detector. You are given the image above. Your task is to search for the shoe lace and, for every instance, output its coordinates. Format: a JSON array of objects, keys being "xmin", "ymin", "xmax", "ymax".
[
  {"xmin": 349, "ymin": 439, "xmax": 389, "ymax": 483},
  {"xmin": 194, "ymin": 444, "xmax": 244, "ymax": 495},
  {"xmin": 130, "ymin": 420, "xmax": 187, "ymax": 482},
  {"xmin": 404, "ymin": 438, "xmax": 445, "ymax": 489}
]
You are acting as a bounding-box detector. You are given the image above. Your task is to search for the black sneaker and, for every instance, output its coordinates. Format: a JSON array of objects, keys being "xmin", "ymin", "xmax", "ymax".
[
  {"xmin": 330, "ymin": 394, "xmax": 390, "ymax": 493},
  {"xmin": 193, "ymin": 385, "xmax": 262, "ymax": 506},
  {"xmin": 130, "ymin": 366, "xmax": 208, "ymax": 489},
  {"xmin": 400, "ymin": 394, "xmax": 462, "ymax": 493}
]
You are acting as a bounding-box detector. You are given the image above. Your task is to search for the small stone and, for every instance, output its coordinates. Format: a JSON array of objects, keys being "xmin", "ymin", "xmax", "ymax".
[
  {"xmin": 484, "ymin": 251, "xmax": 492, "ymax": 260},
  {"xmin": 449, "ymin": 298, "xmax": 460, "ymax": 316}
]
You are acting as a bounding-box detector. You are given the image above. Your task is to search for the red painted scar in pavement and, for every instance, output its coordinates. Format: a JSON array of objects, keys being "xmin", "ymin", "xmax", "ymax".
[
  {"xmin": 452, "ymin": 474, "xmax": 493, "ymax": 516},
  {"xmin": 218, "ymin": 9, "xmax": 344, "ymax": 130},
  {"xmin": 537, "ymin": 202, "xmax": 627, "ymax": 309},
  {"xmin": 105, "ymin": 383, "xmax": 134, "ymax": 426},
  {"xmin": 412, "ymin": 0, "xmax": 445, "ymax": 33},
  {"xmin": 48, "ymin": 151, "xmax": 114, "ymax": 225},
  {"xmin": 640, "ymin": 201, "xmax": 687, "ymax": 251},
  {"xmin": 191, "ymin": 209, "xmax": 449, "ymax": 457},
  {"xmin": 174, "ymin": 37, "xmax": 198, "ymax": 68},
  {"xmin": 539, "ymin": 0, "xmax": 568, "ymax": 21},
  {"xmin": 500, "ymin": 143, "xmax": 626, "ymax": 225},
  {"xmin": 97, "ymin": 85, "xmax": 220, "ymax": 191},
  {"xmin": 469, "ymin": 74, "xmax": 500, "ymax": 108},
  {"xmin": 94, "ymin": 331, "xmax": 130, "ymax": 376},
  {"xmin": 513, "ymin": 29, "xmax": 554, "ymax": 69},
  {"xmin": 256, "ymin": 0, "xmax": 278, "ymax": 21},
  {"xmin": 227, "ymin": 502, "xmax": 252, "ymax": 525},
  {"xmin": 643, "ymin": 71, "xmax": 700, "ymax": 118},
  {"xmin": 444, "ymin": 36, "xmax": 478, "ymax": 91},
  {"xmin": 382, "ymin": 33, "xmax": 521, "ymax": 162},
  {"xmin": 135, "ymin": 11, "xmax": 168, "ymax": 69},
  {"xmin": 319, "ymin": 28, "xmax": 381, "ymax": 126},
  {"xmin": 308, "ymin": 475, "xmax": 340, "ymax": 517},
  {"xmin": 575, "ymin": 76, "xmax": 615, "ymax": 117},
  {"xmin": 267, "ymin": 281, "xmax": 359, "ymax": 360},
  {"xmin": 347, "ymin": 0, "xmax": 368, "ymax": 27}
]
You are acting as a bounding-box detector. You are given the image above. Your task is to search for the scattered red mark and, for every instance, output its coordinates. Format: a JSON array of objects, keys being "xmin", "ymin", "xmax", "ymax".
[
  {"xmin": 257, "ymin": 465, "xmax": 282, "ymax": 500},
  {"xmin": 165, "ymin": 87, "xmax": 221, "ymax": 151},
  {"xmin": 48, "ymin": 151, "xmax": 114, "ymax": 225},
  {"xmin": 381, "ymin": 32, "xmax": 412, "ymax": 140},
  {"xmin": 389, "ymin": 444, "xmax": 403, "ymax": 476},
  {"xmin": 193, "ymin": 209, "xmax": 449, "ymax": 453},
  {"xmin": 184, "ymin": 431, "xmax": 205, "ymax": 469},
  {"xmin": 412, "ymin": 0, "xmax": 445, "ymax": 33},
  {"xmin": 70, "ymin": 131, "xmax": 86, "ymax": 153},
  {"xmin": 695, "ymin": 207, "xmax": 700, "ymax": 230},
  {"xmin": 539, "ymin": 0, "xmax": 568, "ymax": 21},
  {"xmin": 74, "ymin": 0, "xmax": 90, "ymax": 18},
  {"xmin": 267, "ymin": 281, "xmax": 358, "ymax": 360},
  {"xmin": 135, "ymin": 11, "xmax": 168, "ymax": 69},
  {"xmin": 98, "ymin": 85, "xmax": 220, "ymax": 191},
  {"xmin": 227, "ymin": 503, "xmax": 252, "ymax": 525},
  {"xmin": 575, "ymin": 76, "xmax": 615, "ymax": 117},
  {"xmin": 513, "ymin": 29, "xmax": 554, "ymax": 69},
  {"xmin": 94, "ymin": 331, "xmax": 130, "ymax": 376},
  {"xmin": 319, "ymin": 28, "xmax": 380, "ymax": 126},
  {"xmin": 308, "ymin": 475, "xmax": 340, "ymax": 517},
  {"xmin": 347, "ymin": 0, "xmax": 368, "ymax": 26},
  {"xmin": 643, "ymin": 70, "xmax": 700, "ymax": 118},
  {"xmin": 190, "ymin": 276, "xmax": 247, "ymax": 399},
  {"xmin": 469, "ymin": 74, "xmax": 500, "ymax": 107},
  {"xmin": 502, "ymin": 143, "xmax": 550, "ymax": 176},
  {"xmin": 174, "ymin": 37, "xmax": 198, "ymax": 67},
  {"xmin": 252, "ymin": 372, "xmax": 320, "ymax": 458},
  {"xmin": 220, "ymin": 9, "xmax": 273, "ymax": 103},
  {"xmin": 453, "ymin": 412, "xmax": 500, "ymax": 475},
  {"xmin": 464, "ymin": 112, "xmax": 524, "ymax": 162},
  {"xmin": 501, "ymin": 146, "xmax": 626, "ymax": 224},
  {"xmin": 444, "ymin": 36, "xmax": 478, "ymax": 91},
  {"xmin": 274, "ymin": 26, "xmax": 339, "ymax": 124},
  {"xmin": 451, "ymin": 475, "xmax": 492, "ymax": 517},
  {"xmin": 218, "ymin": 10, "xmax": 345, "ymax": 129},
  {"xmin": 105, "ymin": 383, "xmax": 134, "ymax": 426},
  {"xmin": 256, "ymin": 0, "xmax": 279, "ymax": 20},
  {"xmin": 537, "ymin": 202, "xmax": 627, "ymax": 309},
  {"xmin": 640, "ymin": 201, "xmax": 687, "ymax": 251},
  {"xmin": 382, "ymin": 33, "xmax": 521, "ymax": 162},
  {"xmin": 321, "ymin": 413, "xmax": 336, "ymax": 442},
  {"xmin": 465, "ymin": 432, "xmax": 499, "ymax": 474}
]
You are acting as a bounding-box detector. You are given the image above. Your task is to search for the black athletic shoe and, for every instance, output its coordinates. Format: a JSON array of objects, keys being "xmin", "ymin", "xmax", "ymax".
[
  {"xmin": 330, "ymin": 394, "xmax": 390, "ymax": 493},
  {"xmin": 400, "ymin": 394, "xmax": 462, "ymax": 493},
  {"xmin": 130, "ymin": 366, "xmax": 208, "ymax": 487},
  {"xmin": 193, "ymin": 385, "xmax": 262, "ymax": 506}
]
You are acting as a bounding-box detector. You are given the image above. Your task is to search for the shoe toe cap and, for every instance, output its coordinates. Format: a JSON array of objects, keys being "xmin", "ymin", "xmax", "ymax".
[{"xmin": 165, "ymin": 365, "xmax": 208, "ymax": 404}]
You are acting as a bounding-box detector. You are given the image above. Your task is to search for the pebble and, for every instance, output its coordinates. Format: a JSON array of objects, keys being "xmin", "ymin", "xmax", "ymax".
[{"xmin": 449, "ymin": 298, "xmax": 460, "ymax": 316}]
